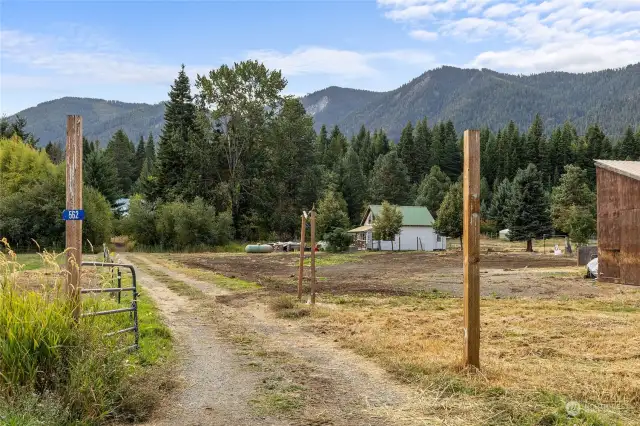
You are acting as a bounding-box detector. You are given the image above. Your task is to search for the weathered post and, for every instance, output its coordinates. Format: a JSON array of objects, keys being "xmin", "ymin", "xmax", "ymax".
[
  {"xmin": 297, "ymin": 213, "xmax": 306, "ymax": 301},
  {"xmin": 463, "ymin": 129, "xmax": 480, "ymax": 369},
  {"xmin": 65, "ymin": 115, "xmax": 83, "ymax": 320},
  {"xmin": 309, "ymin": 210, "xmax": 317, "ymax": 305}
]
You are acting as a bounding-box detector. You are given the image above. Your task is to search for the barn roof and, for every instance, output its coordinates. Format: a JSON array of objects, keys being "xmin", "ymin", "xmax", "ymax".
[
  {"xmin": 594, "ymin": 160, "xmax": 640, "ymax": 182},
  {"xmin": 367, "ymin": 205, "xmax": 435, "ymax": 226}
]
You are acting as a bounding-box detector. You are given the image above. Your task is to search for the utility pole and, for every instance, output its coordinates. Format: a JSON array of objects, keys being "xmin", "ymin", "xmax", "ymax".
[
  {"xmin": 463, "ymin": 129, "xmax": 480, "ymax": 369},
  {"xmin": 65, "ymin": 115, "xmax": 84, "ymax": 320}
]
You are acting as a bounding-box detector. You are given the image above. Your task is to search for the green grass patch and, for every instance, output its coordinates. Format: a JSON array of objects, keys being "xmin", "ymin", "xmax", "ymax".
[
  {"xmin": 146, "ymin": 255, "xmax": 260, "ymax": 291},
  {"xmin": 298, "ymin": 252, "xmax": 367, "ymax": 267}
]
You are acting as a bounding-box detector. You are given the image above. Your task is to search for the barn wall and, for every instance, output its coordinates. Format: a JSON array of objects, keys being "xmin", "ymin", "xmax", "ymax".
[
  {"xmin": 597, "ymin": 167, "xmax": 640, "ymax": 285},
  {"xmin": 366, "ymin": 227, "xmax": 445, "ymax": 251}
]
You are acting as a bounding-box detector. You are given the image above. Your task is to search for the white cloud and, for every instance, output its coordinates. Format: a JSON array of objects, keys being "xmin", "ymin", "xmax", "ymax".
[
  {"xmin": 377, "ymin": 0, "xmax": 640, "ymax": 72},
  {"xmin": 483, "ymin": 3, "xmax": 519, "ymax": 17},
  {"xmin": 409, "ymin": 29, "xmax": 439, "ymax": 40},
  {"xmin": 246, "ymin": 47, "xmax": 434, "ymax": 79},
  {"xmin": 0, "ymin": 29, "xmax": 210, "ymax": 89}
]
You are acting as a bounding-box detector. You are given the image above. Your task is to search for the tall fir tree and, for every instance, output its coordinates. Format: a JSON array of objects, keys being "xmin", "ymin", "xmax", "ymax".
[
  {"xmin": 105, "ymin": 129, "xmax": 136, "ymax": 195},
  {"xmin": 156, "ymin": 64, "xmax": 199, "ymax": 200},
  {"xmin": 413, "ymin": 118, "xmax": 431, "ymax": 180},
  {"xmin": 415, "ymin": 165, "xmax": 451, "ymax": 218},
  {"xmin": 134, "ymin": 135, "xmax": 146, "ymax": 182},
  {"xmin": 440, "ymin": 121, "xmax": 461, "ymax": 179},
  {"xmin": 340, "ymin": 148, "xmax": 367, "ymax": 224},
  {"xmin": 527, "ymin": 114, "xmax": 544, "ymax": 172},
  {"xmin": 488, "ymin": 178, "xmax": 513, "ymax": 231},
  {"xmin": 507, "ymin": 164, "xmax": 552, "ymax": 252},
  {"xmin": 84, "ymin": 149, "xmax": 121, "ymax": 207},
  {"xmin": 616, "ymin": 126, "xmax": 639, "ymax": 160},
  {"xmin": 369, "ymin": 151, "xmax": 411, "ymax": 205}
]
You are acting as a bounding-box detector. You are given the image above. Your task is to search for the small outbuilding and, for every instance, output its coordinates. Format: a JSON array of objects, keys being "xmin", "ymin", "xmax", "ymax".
[
  {"xmin": 348, "ymin": 205, "xmax": 446, "ymax": 251},
  {"xmin": 594, "ymin": 160, "xmax": 640, "ymax": 285},
  {"xmin": 499, "ymin": 229, "xmax": 510, "ymax": 240}
]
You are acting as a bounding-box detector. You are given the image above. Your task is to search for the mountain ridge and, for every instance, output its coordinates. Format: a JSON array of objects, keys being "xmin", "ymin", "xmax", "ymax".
[{"xmin": 9, "ymin": 63, "xmax": 640, "ymax": 145}]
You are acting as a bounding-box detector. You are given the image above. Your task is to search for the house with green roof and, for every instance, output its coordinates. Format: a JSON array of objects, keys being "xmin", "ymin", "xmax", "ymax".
[{"xmin": 348, "ymin": 204, "xmax": 446, "ymax": 251}]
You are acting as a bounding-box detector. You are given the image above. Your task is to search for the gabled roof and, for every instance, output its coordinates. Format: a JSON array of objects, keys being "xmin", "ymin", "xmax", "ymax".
[
  {"xmin": 594, "ymin": 160, "xmax": 640, "ymax": 182},
  {"xmin": 365, "ymin": 205, "xmax": 435, "ymax": 226}
]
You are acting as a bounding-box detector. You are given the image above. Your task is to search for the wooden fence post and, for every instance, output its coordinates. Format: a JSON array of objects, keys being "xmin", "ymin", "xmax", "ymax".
[
  {"xmin": 297, "ymin": 214, "xmax": 306, "ymax": 301},
  {"xmin": 463, "ymin": 129, "xmax": 480, "ymax": 369},
  {"xmin": 66, "ymin": 115, "xmax": 83, "ymax": 320},
  {"xmin": 309, "ymin": 210, "xmax": 316, "ymax": 305}
]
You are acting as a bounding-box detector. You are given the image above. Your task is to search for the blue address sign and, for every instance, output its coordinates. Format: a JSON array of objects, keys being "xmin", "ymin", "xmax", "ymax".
[{"xmin": 62, "ymin": 209, "xmax": 85, "ymax": 221}]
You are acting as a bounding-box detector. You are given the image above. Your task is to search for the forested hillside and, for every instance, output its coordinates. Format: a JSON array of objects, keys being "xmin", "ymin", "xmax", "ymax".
[
  {"xmin": 9, "ymin": 97, "xmax": 164, "ymax": 146},
  {"xmin": 9, "ymin": 63, "xmax": 640, "ymax": 147},
  {"xmin": 301, "ymin": 63, "xmax": 640, "ymax": 141}
]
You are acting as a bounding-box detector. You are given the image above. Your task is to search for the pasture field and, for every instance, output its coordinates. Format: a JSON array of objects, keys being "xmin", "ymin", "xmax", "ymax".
[{"xmin": 138, "ymin": 240, "xmax": 640, "ymax": 425}]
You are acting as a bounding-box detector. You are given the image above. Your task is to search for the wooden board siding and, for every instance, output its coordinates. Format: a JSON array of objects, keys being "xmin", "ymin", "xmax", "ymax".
[{"xmin": 597, "ymin": 167, "xmax": 640, "ymax": 285}]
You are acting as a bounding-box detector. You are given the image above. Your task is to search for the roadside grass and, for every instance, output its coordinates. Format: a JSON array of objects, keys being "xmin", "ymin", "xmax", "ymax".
[
  {"xmin": 146, "ymin": 254, "xmax": 259, "ymax": 291},
  {"xmin": 305, "ymin": 293, "xmax": 640, "ymax": 425},
  {"xmin": 0, "ymin": 243, "xmax": 174, "ymax": 425}
]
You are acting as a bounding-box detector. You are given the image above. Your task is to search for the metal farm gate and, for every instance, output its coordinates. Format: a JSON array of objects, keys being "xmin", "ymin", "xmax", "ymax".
[{"xmin": 80, "ymin": 261, "xmax": 139, "ymax": 351}]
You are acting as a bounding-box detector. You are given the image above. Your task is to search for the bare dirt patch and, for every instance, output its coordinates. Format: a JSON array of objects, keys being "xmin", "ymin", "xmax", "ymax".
[{"xmin": 169, "ymin": 251, "xmax": 620, "ymax": 299}]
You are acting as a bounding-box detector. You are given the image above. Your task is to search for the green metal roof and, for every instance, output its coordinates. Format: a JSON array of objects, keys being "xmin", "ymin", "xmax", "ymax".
[{"xmin": 367, "ymin": 205, "xmax": 435, "ymax": 226}]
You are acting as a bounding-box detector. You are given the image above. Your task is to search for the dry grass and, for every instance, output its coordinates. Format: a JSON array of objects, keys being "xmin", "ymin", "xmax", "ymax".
[
  {"xmin": 307, "ymin": 293, "xmax": 640, "ymax": 424},
  {"xmin": 269, "ymin": 295, "xmax": 311, "ymax": 319}
]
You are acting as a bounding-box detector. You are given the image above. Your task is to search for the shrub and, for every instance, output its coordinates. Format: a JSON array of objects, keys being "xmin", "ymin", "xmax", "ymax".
[{"xmin": 324, "ymin": 227, "xmax": 352, "ymax": 252}]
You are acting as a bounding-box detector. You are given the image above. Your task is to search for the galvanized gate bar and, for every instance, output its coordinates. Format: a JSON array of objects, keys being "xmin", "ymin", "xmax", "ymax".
[
  {"xmin": 81, "ymin": 306, "xmax": 135, "ymax": 317},
  {"xmin": 81, "ymin": 287, "xmax": 136, "ymax": 293},
  {"xmin": 81, "ymin": 261, "xmax": 139, "ymax": 350}
]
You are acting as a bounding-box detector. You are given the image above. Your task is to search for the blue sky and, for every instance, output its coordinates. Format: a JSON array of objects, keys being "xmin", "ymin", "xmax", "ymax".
[{"xmin": 1, "ymin": 0, "xmax": 639, "ymax": 115}]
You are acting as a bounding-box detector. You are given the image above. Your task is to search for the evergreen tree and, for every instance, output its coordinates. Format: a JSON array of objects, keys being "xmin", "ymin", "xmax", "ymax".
[
  {"xmin": 616, "ymin": 126, "xmax": 639, "ymax": 160},
  {"xmin": 369, "ymin": 151, "xmax": 411, "ymax": 205},
  {"xmin": 507, "ymin": 164, "xmax": 552, "ymax": 252},
  {"xmin": 397, "ymin": 121, "xmax": 419, "ymax": 183},
  {"xmin": 440, "ymin": 121, "xmax": 461, "ymax": 179},
  {"xmin": 413, "ymin": 118, "xmax": 431, "ymax": 180},
  {"xmin": 434, "ymin": 181, "xmax": 463, "ymax": 248},
  {"xmin": 415, "ymin": 165, "xmax": 451, "ymax": 218},
  {"xmin": 340, "ymin": 148, "xmax": 367, "ymax": 224},
  {"xmin": 265, "ymin": 98, "xmax": 318, "ymax": 237},
  {"xmin": 527, "ymin": 114, "xmax": 544, "ymax": 172},
  {"xmin": 84, "ymin": 149, "xmax": 121, "ymax": 207},
  {"xmin": 134, "ymin": 135, "xmax": 146, "ymax": 182},
  {"xmin": 428, "ymin": 123, "xmax": 444, "ymax": 171},
  {"xmin": 145, "ymin": 132, "xmax": 156, "ymax": 167},
  {"xmin": 105, "ymin": 129, "xmax": 135, "ymax": 195},
  {"xmin": 156, "ymin": 64, "xmax": 199, "ymax": 200},
  {"xmin": 488, "ymin": 178, "xmax": 513, "ymax": 231},
  {"xmin": 326, "ymin": 125, "xmax": 348, "ymax": 169},
  {"xmin": 550, "ymin": 165, "xmax": 596, "ymax": 245},
  {"xmin": 44, "ymin": 142, "xmax": 64, "ymax": 164},
  {"xmin": 316, "ymin": 125, "xmax": 330, "ymax": 166}
]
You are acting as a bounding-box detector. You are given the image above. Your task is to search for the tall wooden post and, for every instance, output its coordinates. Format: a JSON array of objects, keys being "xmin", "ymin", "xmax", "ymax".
[
  {"xmin": 309, "ymin": 211, "xmax": 317, "ymax": 305},
  {"xmin": 297, "ymin": 214, "xmax": 306, "ymax": 301},
  {"xmin": 66, "ymin": 115, "xmax": 83, "ymax": 320},
  {"xmin": 463, "ymin": 129, "xmax": 480, "ymax": 369}
]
